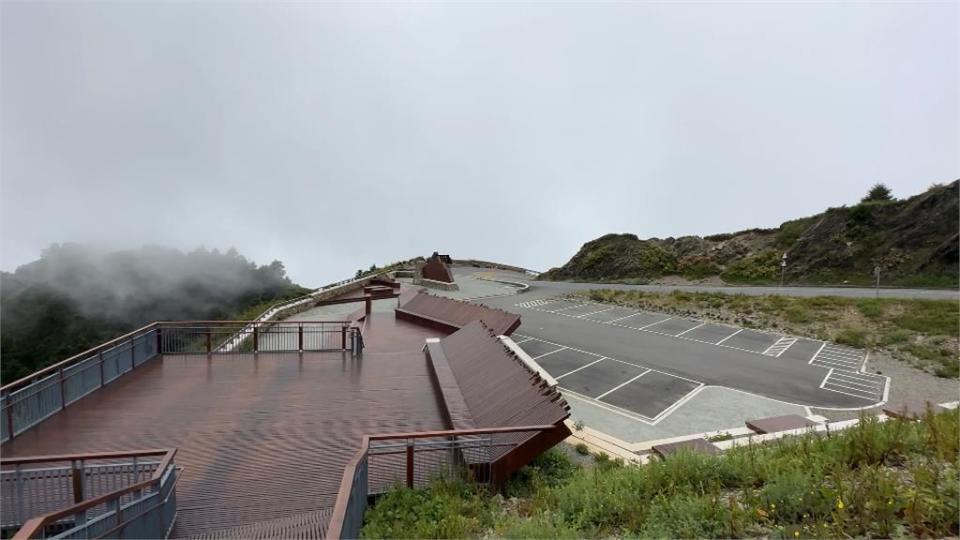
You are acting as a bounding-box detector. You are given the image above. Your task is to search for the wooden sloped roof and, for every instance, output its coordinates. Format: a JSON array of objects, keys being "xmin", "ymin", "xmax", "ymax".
[
  {"xmin": 396, "ymin": 291, "xmax": 521, "ymax": 336},
  {"xmin": 425, "ymin": 321, "xmax": 570, "ymax": 469}
]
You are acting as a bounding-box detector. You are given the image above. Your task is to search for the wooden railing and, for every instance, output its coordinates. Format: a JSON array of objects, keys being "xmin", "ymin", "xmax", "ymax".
[
  {"xmin": 2, "ymin": 449, "xmax": 179, "ymax": 539},
  {"xmin": 326, "ymin": 425, "xmax": 560, "ymax": 539}
]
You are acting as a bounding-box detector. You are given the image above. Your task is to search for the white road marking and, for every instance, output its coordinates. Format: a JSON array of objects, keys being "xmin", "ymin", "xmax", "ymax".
[
  {"xmin": 675, "ymin": 322, "xmax": 707, "ymax": 337},
  {"xmin": 551, "ymin": 303, "xmax": 591, "ymax": 313},
  {"xmin": 762, "ymin": 336, "xmax": 798, "ymax": 357},
  {"xmin": 636, "ymin": 317, "xmax": 673, "ymax": 330},
  {"xmin": 555, "ymin": 357, "xmax": 607, "ymax": 379},
  {"xmin": 532, "ymin": 346, "xmax": 567, "ymax": 360},
  {"xmin": 808, "ymin": 342, "xmax": 828, "ymax": 365},
  {"xmin": 577, "ymin": 307, "xmax": 616, "ymax": 318},
  {"xmin": 606, "ymin": 312, "xmax": 642, "ymax": 323},
  {"xmin": 594, "ymin": 369, "xmax": 652, "ymax": 399},
  {"xmin": 715, "ymin": 328, "xmax": 743, "ymax": 345}
]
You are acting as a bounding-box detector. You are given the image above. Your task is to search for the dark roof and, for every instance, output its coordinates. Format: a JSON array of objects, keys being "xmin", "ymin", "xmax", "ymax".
[
  {"xmin": 396, "ymin": 291, "xmax": 521, "ymax": 336},
  {"xmin": 427, "ymin": 321, "xmax": 570, "ymax": 463}
]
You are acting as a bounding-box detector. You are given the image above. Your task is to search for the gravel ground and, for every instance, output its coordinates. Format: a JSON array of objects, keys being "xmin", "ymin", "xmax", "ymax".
[
  {"xmin": 813, "ymin": 351, "xmax": 959, "ymax": 421},
  {"xmin": 556, "ymin": 440, "xmax": 596, "ymax": 468}
]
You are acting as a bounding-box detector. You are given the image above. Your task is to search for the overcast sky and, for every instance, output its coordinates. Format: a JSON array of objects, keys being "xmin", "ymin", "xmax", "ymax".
[{"xmin": 2, "ymin": 2, "xmax": 957, "ymax": 287}]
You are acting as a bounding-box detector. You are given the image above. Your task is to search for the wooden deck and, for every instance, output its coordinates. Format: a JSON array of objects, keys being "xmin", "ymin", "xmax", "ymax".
[{"xmin": 1, "ymin": 351, "xmax": 447, "ymax": 537}]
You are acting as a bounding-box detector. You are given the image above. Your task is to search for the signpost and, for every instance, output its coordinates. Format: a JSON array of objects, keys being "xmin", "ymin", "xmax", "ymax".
[
  {"xmin": 780, "ymin": 253, "xmax": 788, "ymax": 287},
  {"xmin": 874, "ymin": 265, "xmax": 881, "ymax": 298}
]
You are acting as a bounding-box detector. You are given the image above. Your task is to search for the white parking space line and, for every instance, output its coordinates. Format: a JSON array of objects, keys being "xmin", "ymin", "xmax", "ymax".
[
  {"xmin": 636, "ymin": 317, "xmax": 673, "ymax": 330},
  {"xmin": 555, "ymin": 357, "xmax": 607, "ymax": 379},
  {"xmin": 578, "ymin": 307, "xmax": 616, "ymax": 318},
  {"xmin": 808, "ymin": 342, "xmax": 828, "ymax": 364},
  {"xmin": 675, "ymin": 322, "xmax": 707, "ymax": 337},
  {"xmin": 515, "ymin": 301, "xmax": 889, "ymax": 406},
  {"xmin": 514, "ymin": 334, "xmax": 706, "ymax": 424},
  {"xmin": 607, "ymin": 312, "xmax": 642, "ymax": 323},
  {"xmin": 513, "ymin": 337, "xmax": 533, "ymax": 344},
  {"xmin": 551, "ymin": 303, "xmax": 591, "ymax": 313},
  {"xmin": 715, "ymin": 328, "xmax": 743, "ymax": 345},
  {"xmin": 594, "ymin": 369, "xmax": 652, "ymax": 399},
  {"xmin": 532, "ymin": 346, "xmax": 567, "ymax": 360},
  {"xmin": 763, "ymin": 337, "xmax": 798, "ymax": 357}
]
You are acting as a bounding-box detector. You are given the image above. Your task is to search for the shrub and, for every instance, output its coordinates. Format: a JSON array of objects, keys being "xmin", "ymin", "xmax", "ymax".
[{"xmin": 575, "ymin": 443, "xmax": 589, "ymax": 455}]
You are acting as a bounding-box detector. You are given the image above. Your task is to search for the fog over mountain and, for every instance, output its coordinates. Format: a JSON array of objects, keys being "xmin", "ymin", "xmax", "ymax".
[
  {"xmin": 2, "ymin": 2, "xmax": 957, "ymax": 285},
  {"xmin": 1, "ymin": 244, "xmax": 307, "ymax": 382}
]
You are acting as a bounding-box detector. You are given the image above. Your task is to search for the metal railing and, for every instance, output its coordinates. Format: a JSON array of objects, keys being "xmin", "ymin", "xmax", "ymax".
[
  {"xmin": 1, "ymin": 449, "xmax": 179, "ymax": 539},
  {"xmin": 1, "ymin": 325, "xmax": 160, "ymax": 444},
  {"xmin": 1, "ymin": 320, "xmax": 363, "ymax": 445},
  {"xmin": 158, "ymin": 321, "xmax": 359, "ymax": 354},
  {"xmin": 327, "ymin": 425, "xmax": 559, "ymax": 540}
]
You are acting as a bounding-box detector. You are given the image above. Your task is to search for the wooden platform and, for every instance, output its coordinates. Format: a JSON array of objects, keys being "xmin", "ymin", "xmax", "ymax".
[{"xmin": 1, "ymin": 352, "xmax": 447, "ymax": 537}]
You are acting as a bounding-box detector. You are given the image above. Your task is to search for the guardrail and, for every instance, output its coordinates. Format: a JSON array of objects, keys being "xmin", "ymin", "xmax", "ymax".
[
  {"xmin": 326, "ymin": 425, "xmax": 559, "ymax": 539},
  {"xmin": 0, "ymin": 324, "xmax": 161, "ymax": 444},
  {"xmin": 211, "ymin": 271, "xmax": 398, "ymax": 355},
  {"xmin": 160, "ymin": 321, "xmax": 358, "ymax": 355},
  {"xmin": 2, "ymin": 449, "xmax": 179, "ymax": 539},
  {"xmin": 1, "ymin": 320, "xmax": 363, "ymax": 444}
]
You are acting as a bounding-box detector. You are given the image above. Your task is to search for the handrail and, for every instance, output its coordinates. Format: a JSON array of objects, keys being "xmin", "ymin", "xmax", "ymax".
[
  {"xmin": 155, "ymin": 320, "xmax": 352, "ymax": 325},
  {"xmin": 326, "ymin": 424, "xmax": 558, "ymax": 539},
  {"xmin": 0, "ymin": 448, "xmax": 172, "ymax": 466},
  {"xmin": 1, "ymin": 323, "xmax": 160, "ymax": 394},
  {"xmin": 6, "ymin": 448, "xmax": 177, "ymax": 540}
]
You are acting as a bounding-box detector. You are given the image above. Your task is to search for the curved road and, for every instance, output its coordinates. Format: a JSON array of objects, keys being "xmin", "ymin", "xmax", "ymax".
[{"xmin": 459, "ymin": 268, "xmax": 958, "ymax": 300}]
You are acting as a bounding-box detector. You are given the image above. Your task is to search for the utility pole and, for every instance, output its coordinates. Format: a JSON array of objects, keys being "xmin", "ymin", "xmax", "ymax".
[
  {"xmin": 874, "ymin": 265, "xmax": 881, "ymax": 298},
  {"xmin": 780, "ymin": 253, "xmax": 788, "ymax": 287}
]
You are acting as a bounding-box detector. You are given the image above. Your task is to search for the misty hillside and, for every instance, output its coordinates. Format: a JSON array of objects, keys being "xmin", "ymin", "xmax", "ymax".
[
  {"xmin": 1, "ymin": 244, "xmax": 309, "ymax": 382},
  {"xmin": 541, "ymin": 181, "xmax": 959, "ymax": 287}
]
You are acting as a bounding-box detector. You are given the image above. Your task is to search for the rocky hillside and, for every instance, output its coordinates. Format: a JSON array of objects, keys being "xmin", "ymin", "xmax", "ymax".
[{"xmin": 541, "ymin": 181, "xmax": 959, "ymax": 287}]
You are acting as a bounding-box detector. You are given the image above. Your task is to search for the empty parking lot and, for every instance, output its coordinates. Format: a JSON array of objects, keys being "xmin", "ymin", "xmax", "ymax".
[{"xmin": 480, "ymin": 294, "xmax": 890, "ymax": 425}]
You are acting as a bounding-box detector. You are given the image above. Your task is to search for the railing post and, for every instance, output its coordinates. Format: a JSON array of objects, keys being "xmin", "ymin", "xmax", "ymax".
[
  {"xmin": 406, "ymin": 439, "xmax": 414, "ymax": 488},
  {"xmin": 4, "ymin": 391, "xmax": 13, "ymax": 439},
  {"xmin": 205, "ymin": 327, "xmax": 212, "ymax": 354},
  {"xmin": 58, "ymin": 368, "xmax": 66, "ymax": 410},
  {"xmin": 72, "ymin": 459, "xmax": 84, "ymax": 504},
  {"xmin": 298, "ymin": 324, "xmax": 304, "ymax": 352},
  {"xmin": 156, "ymin": 327, "xmax": 163, "ymax": 354},
  {"xmin": 253, "ymin": 325, "xmax": 259, "ymax": 352},
  {"xmin": 16, "ymin": 464, "xmax": 24, "ymax": 525},
  {"xmin": 341, "ymin": 326, "xmax": 347, "ymax": 350},
  {"xmin": 98, "ymin": 351, "xmax": 105, "ymax": 388}
]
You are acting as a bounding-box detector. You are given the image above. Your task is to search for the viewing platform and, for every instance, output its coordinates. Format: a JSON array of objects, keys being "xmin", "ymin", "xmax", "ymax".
[{"xmin": 1, "ymin": 279, "xmax": 570, "ymax": 539}]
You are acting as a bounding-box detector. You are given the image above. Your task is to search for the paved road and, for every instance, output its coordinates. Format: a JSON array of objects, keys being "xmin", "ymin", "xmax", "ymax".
[
  {"xmin": 476, "ymin": 289, "xmax": 881, "ymax": 409},
  {"xmin": 462, "ymin": 268, "xmax": 958, "ymax": 300}
]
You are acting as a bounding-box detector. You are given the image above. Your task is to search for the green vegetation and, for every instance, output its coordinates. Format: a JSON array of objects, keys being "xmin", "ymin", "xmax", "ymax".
[
  {"xmin": 363, "ymin": 410, "xmax": 959, "ymax": 539},
  {"xmin": 581, "ymin": 289, "xmax": 959, "ymax": 377},
  {"xmin": 720, "ymin": 249, "xmax": 781, "ymax": 284},
  {"xmin": 862, "ymin": 183, "xmax": 894, "ymax": 203},
  {"xmin": 1, "ymin": 244, "xmax": 309, "ymax": 383},
  {"xmin": 355, "ymin": 257, "xmax": 422, "ymax": 279},
  {"xmin": 540, "ymin": 181, "xmax": 958, "ymax": 288}
]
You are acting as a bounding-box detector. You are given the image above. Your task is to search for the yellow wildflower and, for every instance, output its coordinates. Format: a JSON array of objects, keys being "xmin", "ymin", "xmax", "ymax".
[{"xmin": 837, "ymin": 498, "xmax": 845, "ymax": 510}]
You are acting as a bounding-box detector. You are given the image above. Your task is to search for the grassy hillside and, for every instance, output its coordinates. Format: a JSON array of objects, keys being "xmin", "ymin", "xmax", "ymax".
[
  {"xmin": 581, "ymin": 289, "xmax": 959, "ymax": 378},
  {"xmin": 362, "ymin": 410, "xmax": 959, "ymax": 539},
  {"xmin": 1, "ymin": 244, "xmax": 310, "ymax": 383},
  {"xmin": 541, "ymin": 181, "xmax": 959, "ymax": 287}
]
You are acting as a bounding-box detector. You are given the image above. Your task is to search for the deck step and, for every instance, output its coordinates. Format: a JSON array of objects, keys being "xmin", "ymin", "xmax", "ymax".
[{"xmin": 185, "ymin": 508, "xmax": 333, "ymax": 540}]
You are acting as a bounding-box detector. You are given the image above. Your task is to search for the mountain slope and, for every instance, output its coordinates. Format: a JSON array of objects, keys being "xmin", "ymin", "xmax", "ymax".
[{"xmin": 541, "ymin": 181, "xmax": 959, "ymax": 287}]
